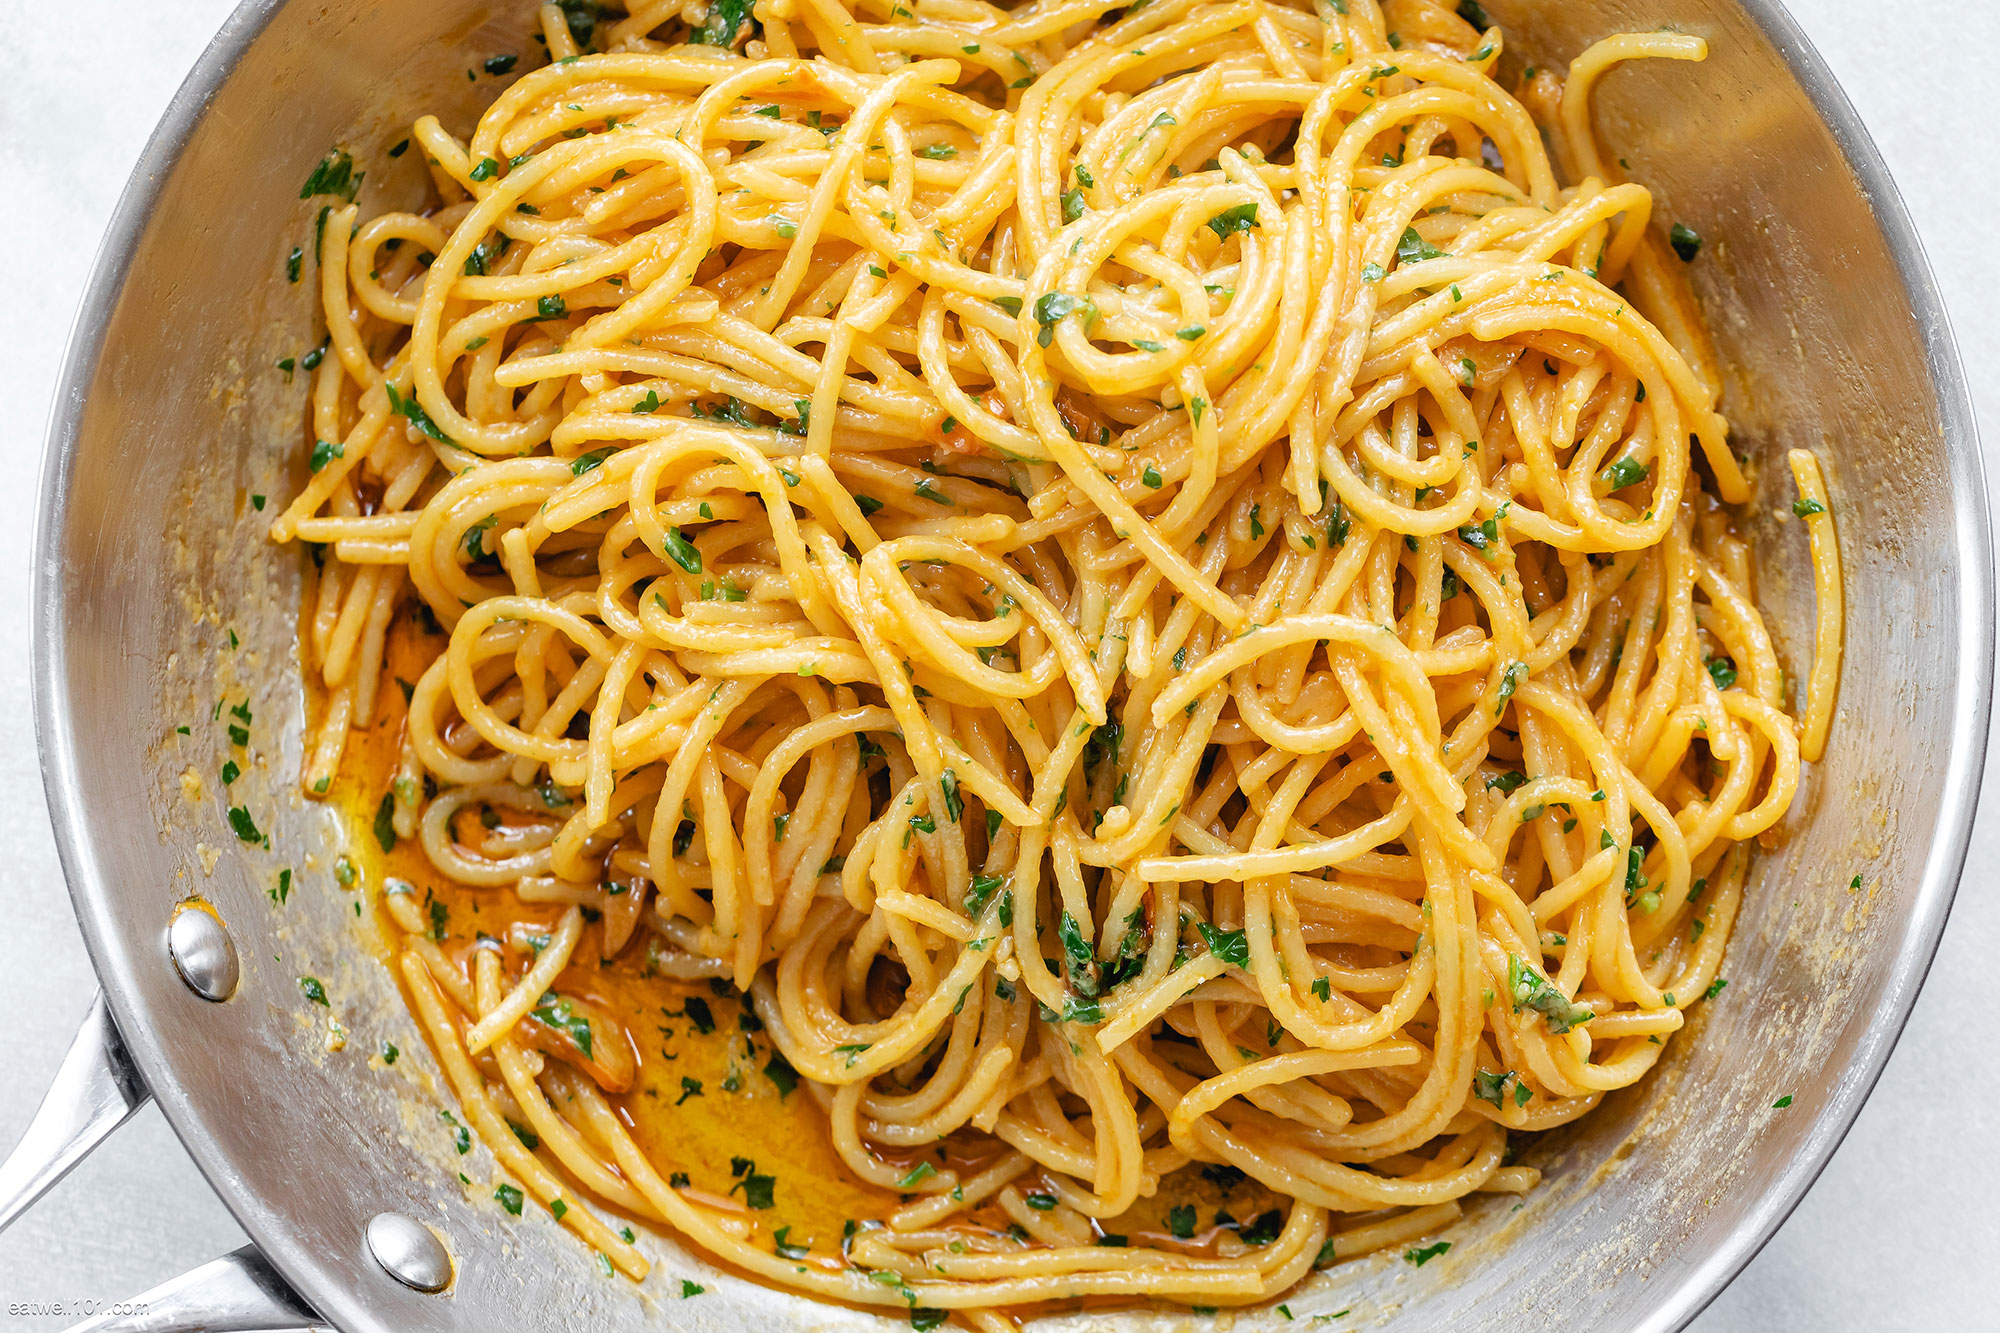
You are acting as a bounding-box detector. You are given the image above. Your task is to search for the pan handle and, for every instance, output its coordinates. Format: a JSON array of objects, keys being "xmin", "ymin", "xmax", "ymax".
[
  {"xmin": 0, "ymin": 989, "xmax": 151, "ymax": 1233},
  {"xmin": 61, "ymin": 1245, "xmax": 328, "ymax": 1333},
  {"xmin": 3, "ymin": 996, "xmax": 328, "ymax": 1332}
]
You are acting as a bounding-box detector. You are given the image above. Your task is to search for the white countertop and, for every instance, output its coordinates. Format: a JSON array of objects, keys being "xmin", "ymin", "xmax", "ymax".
[{"xmin": 1, "ymin": 1, "xmax": 1994, "ymax": 1327}]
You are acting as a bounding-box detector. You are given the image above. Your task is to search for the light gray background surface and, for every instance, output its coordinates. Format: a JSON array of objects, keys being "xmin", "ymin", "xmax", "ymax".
[{"xmin": 0, "ymin": 1, "xmax": 1994, "ymax": 1327}]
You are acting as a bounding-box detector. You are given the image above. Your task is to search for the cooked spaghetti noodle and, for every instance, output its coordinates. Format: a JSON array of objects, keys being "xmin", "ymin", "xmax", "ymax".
[{"xmin": 274, "ymin": 0, "xmax": 1841, "ymax": 1319}]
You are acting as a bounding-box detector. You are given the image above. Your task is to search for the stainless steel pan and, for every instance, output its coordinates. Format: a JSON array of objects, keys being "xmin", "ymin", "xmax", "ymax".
[{"xmin": 10, "ymin": 0, "xmax": 1989, "ymax": 1329}]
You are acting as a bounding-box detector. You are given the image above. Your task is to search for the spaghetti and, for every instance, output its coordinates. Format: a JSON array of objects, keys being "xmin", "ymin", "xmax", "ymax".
[{"xmin": 273, "ymin": 0, "xmax": 1841, "ymax": 1320}]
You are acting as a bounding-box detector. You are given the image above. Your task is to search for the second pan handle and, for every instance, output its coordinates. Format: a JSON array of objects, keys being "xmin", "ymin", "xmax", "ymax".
[
  {"xmin": 63, "ymin": 1245, "xmax": 329, "ymax": 1333},
  {"xmin": 0, "ymin": 991, "xmax": 328, "ymax": 1333},
  {"xmin": 0, "ymin": 989, "xmax": 151, "ymax": 1233}
]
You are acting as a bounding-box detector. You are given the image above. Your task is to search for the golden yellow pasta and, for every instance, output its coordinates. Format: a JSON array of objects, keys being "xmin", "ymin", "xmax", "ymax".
[{"xmin": 274, "ymin": 0, "xmax": 1840, "ymax": 1320}]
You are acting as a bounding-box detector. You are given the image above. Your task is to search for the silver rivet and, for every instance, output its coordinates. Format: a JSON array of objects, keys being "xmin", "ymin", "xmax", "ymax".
[
  {"xmin": 167, "ymin": 908, "xmax": 239, "ymax": 1001},
  {"xmin": 367, "ymin": 1212, "xmax": 452, "ymax": 1293}
]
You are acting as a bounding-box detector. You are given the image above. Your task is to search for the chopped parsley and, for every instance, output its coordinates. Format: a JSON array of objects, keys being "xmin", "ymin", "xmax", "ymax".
[
  {"xmin": 1458, "ymin": 514, "xmax": 1500, "ymax": 555},
  {"xmin": 461, "ymin": 232, "xmax": 511, "ymax": 277},
  {"xmin": 1396, "ymin": 226, "xmax": 1443, "ymax": 265},
  {"xmin": 728, "ymin": 1159, "xmax": 776, "ymax": 1209},
  {"xmin": 1601, "ymin": 455, "xmax": 1649, "ymax": 490},
  {"xmin": 1059, "ymin": 997, "xmax": 1103, "ymax": 1025},
  {"xmin": 691, "ymin": 0, "xmax": 753, "ymax": 46},
  {"xmin": 1032, "ymin": 291, "xmax": 1084, "ymax": 347},
  {"xmin": 1471, "ymin": 1067, "xmax": 1514, "ymax": 1107},
  {"xmin": 374, "ymin": 792, "xmax": 397, "ymax": 851},
  {"xmin": 1405, "ymin": 1240, "xmax": 1451, "ymax": 1266},
  {"xmin": 300, "ymin": 149, "xmax": 361, "ymax": 201},
  {"xmin": 1206, "ymin": 203, "xmax": 1259, "ymax": 238},
  {"xmin": 663, "ymin": 527, "xmax": 703, "ymax": 573},
  {"xmin": 533, "ymin": 991, "xmax": 595, "ymax": 1057},
  {"xmin": 1493, "ymin": 660, "xmax": 1527, "ymax": 716},
  {"xmin": 1507, "ymin": 956, "xmax": 1593, "ymax": 1033},
  {"xmin": 965, "ymin": 873, "xmax": 1005, "ymax": 917},
  {"xmin": 1058, "ymin": 911, "xmax": 1100, "ymax": 995},
  {"xmin": 1237, "ymin": 1209, "xmax": 1283, "ymax": 1245},
  {"xmin": 383, "ymin": 382, "xmax": 452, "ymax": 444},
  {"xmin": 1198, "ymin": 922, "xmax": 1250, "ymax": 967},
  {"xmin": 1669, "ymin": 222, "xmax": 1703, "ymax": 262}
]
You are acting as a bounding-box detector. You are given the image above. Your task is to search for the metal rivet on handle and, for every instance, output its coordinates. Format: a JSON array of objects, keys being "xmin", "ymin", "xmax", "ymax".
[
  {"xmin": 367, "ymin": 1213, "xmax": 453, "ymax": 1293},
  {"xmin": 167, "ymin": 908, "xmax": 239, "ymax": 1002}
]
